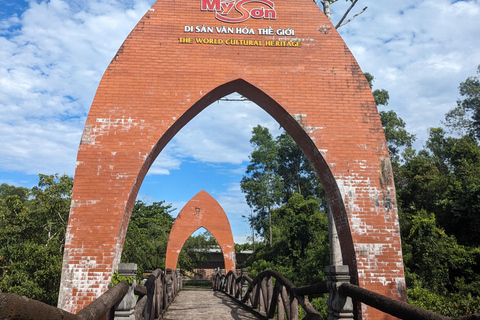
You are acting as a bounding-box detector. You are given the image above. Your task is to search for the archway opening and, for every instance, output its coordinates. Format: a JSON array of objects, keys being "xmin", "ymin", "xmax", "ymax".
[
  {"xmin": 121, "ymin": 80, "xmax": 355, "ymax": 287},
  {"xmin": 61, "ymin": 0, "xmax": 405, "ymax": 315},
  {"xmin": 178, "ymin": 228, "xmax": 220, "ymax": 279}
]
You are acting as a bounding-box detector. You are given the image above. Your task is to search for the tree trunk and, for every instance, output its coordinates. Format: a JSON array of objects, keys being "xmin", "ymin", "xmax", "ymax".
[
  {"xmin": 322, "ymin": 0, "xmax": 333, "ymax": 21},
  {"xmin": 268, "ymin": 206, "xmax": 272, "ymax": 246}
]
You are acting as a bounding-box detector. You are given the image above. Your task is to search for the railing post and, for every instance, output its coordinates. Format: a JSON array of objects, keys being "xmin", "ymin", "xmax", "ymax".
[
  {"xmin": 176, "ymin": 269, "xmax": 182, "ymax": 292},
  {"xmin": 221, "ymin": 269, "xmax": 226, "ymax": 291},
  {"xmin": 114, "ymin": 263, "xmax": 137, "ymax": 320},
  {"xmin": 166, "ymin": 268, "xmax": 174, "ymax": 302},
  {"xmin": 172, "ymin": 269, "xmax": 177, "ymax": 296},
  {"xmin": 326, "ymin": 265, "xmax": 354, "ymax": 320},
  {"xmin": 241, "ymin": 268, "xmax": 249, "ymax": 300},
  {"xmin": 154, "ymin": 272, "xmax": 162, "ymax": 319}
]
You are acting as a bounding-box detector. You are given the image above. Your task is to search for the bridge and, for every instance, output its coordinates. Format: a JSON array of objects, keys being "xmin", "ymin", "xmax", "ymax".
[
  {"xmin": 1, "ymin": 263, "xmax": 477, "ymax": 320},
  {"xmin": 2, "ymin": 1, "xmax": 477, "ymax": 319}
]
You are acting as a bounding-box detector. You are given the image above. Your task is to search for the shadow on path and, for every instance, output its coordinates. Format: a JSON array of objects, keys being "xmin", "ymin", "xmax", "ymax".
[{"xmin": 163, "ymin": 289, "xmax": 261, "ymax": 320}]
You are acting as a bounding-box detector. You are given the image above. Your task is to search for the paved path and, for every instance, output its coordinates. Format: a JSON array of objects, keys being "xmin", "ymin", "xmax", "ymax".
[{"xmin": 162, "ymin": 289, "xmax": 261, "ymax": 320}]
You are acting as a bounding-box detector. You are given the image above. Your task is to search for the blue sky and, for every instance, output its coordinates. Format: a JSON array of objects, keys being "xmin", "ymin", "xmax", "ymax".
[{"xmin": 1, "ymin": 0, "xmax": 479, "ymax": 243}]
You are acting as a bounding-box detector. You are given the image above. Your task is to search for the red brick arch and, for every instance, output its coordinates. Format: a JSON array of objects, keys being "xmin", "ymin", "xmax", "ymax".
[
  {"xmin": 165, "ymin": 190, "xmax": 236, "ymax": 272},
  {"xmin": 59, "ymin": 0, "xmax": 406, "ymax": 318}
]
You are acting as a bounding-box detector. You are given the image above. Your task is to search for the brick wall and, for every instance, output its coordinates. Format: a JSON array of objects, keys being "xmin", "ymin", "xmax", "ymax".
[
  {"xmin": 59, "ymin": 0, "xmax": 406, "ymax": 318},
  {"xmin": 165, "ymin": 190, "xmax": 236, "ymax": 272}
]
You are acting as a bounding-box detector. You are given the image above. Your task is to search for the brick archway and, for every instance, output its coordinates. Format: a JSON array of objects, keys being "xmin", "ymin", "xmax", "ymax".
[
  {"xmin": 165, "ymin": 190, "xmax": 236, "ymax": 272},
  {"xmin": 59, "ymin": 0, "xmax": 406, "ymax": 318}
]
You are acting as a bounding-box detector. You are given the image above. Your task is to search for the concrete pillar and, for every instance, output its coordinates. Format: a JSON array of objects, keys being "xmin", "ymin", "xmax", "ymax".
[
  {"xmin": 114, "ymin": 263, "xmax": 137, "ymax": 320},
  {"xmin": 326, "ymin": 265, "xmax": 354, "ymax": 320}
]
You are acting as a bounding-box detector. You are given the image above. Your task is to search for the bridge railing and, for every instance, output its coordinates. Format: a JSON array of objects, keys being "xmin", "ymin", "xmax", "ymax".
[
  {"xmin": 213, "ymin": 269, "xmax": 327, "ymax": 320},
  {"xmin": 0, "ymin": 264, "xmax": 182, "ymax": 320},
  {"xmin": 135, "ymin": 268, "xmax": 182, "ymax": 320},
  {"xmin": 0, "ymin": 280, "xmax": 130, "ymax": 320},
  {"xmin": 214, "ymin": 265, "xmax": 480, "ymax": 320}
]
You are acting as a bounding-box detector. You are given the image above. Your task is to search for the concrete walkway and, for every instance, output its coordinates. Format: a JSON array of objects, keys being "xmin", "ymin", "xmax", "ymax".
[{"xmin": 162, "ymin": 289, "xmax": 262, "ymax": 320}]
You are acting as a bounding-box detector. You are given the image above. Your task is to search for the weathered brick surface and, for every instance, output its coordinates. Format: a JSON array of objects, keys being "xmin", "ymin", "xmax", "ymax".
[
  {"xmin": 165, "ymin": 190, "xmax": 236, "ymax": 272},
  {"xmin": 59, "ymin": 1, "xmax": 406, "ymax": 318}
]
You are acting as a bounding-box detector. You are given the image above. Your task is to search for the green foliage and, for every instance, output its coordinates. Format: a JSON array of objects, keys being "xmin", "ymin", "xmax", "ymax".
[
  {"xmin": 240, "ymin": 70, "xmax": 480, "ymax": 318},
  {"xmin": 110, "ymin": 271, "xmax": 135, "ymax": 285},
  {"xmin": 177, "ymin": 230, "xmax": 219, "ymax": 276},
  {"xmin": 380, "ymin": 110, "xmax": 416, "ymax": 160},
  {"xmin": 299, "ymin": 296, "xmax": 329, "ymax": 319},
  {"xmin": 182, "ymin": 279, "xmax": 213, "ymax": 289},
  {"xmin": 235, "ymin": 242, "xmax": 253, "ymax": 252},
  {"xmin": 276, "ymin": 133, "xmax": 325, "ymax": 205},
  {"xmin": 402, "ymin": 210, "xmax": 480, "ymax": 296},
  {"xmin": 444, "ymin": 65, "xmax": 480, "ymax": 139},
  {"xmin": 121, "ymin": 200, "xmax": 174, "ymax": 274},
  {"xmin": 365, "ymin": 72, "xmax": 416, "ymax": 160},
  {"xmin": 364, "ymin": 72, "xmax": 390, "ymax": 107},
  {"xmin": 241, "ymin": 126, "xmax": 324, "ymax": 244},
  {"xmin": 397, "ymin": 128, "xmax": 480, "ymax": 246},
  {"xmin": 392, "ymin": 67, "xmax": 480, "ymax": 315},
  {"xmin": 407, "ymin": 286, "xmax": 480, "ymax": 317},
  {"xmin": 241, "ymin": 125, "xmax": 284, "ymax": 244},
  {"xmin": 0, "ymin": 183, "xmax": 29, "ymax": 202},
  {"xmin": 244, "ymin": 194, "xmax": 329, "ymax": 286},
  {"xmin": 0, "ymin": 174, "xmax": 72, "ymax": 305}
]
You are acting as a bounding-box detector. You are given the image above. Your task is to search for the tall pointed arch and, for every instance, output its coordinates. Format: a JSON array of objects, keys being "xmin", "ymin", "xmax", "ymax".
[
  {"xmin": 165, "ymin": 190, "xmax": 236, "ymax": 272},
  {"xmin": 60, "ymin": 0, "xmax": 405, "ymax": 318}
]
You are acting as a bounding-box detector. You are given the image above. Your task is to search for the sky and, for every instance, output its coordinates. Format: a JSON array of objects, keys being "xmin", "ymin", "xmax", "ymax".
[{"xmin": 1, "ymin": 0, "xmax": 479, "ymax": 244}]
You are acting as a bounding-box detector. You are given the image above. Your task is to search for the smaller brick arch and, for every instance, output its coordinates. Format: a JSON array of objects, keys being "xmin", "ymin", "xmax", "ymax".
[{"xmin": 165, "ymin": 190, "xmax": 236, "ymax": 272}]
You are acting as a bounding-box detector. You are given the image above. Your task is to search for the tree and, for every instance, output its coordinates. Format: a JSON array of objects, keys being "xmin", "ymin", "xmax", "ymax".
[
  {"xmin": 241, "ymin": 126, "xmax": 326, "ymax": 245},
  {"xmin": 121, "ymin": 200, "xmax": 175, "ymax": 274},
  {"xmin": 178, "ymin": 230, "xmax": 219, "ymax": 275},
  {"xmin": 244, "ymin": 194, "xmax": 330, "ymax": 286},
  {"xmin": 364, "ymin": 72, "xmax": 390, "ymax": 107},
  {"xmin": 0, "ymin": 184, "xmax": 29, "ymax": 202},
  {"xmin": 395, "ymin": 127, "xmax": 480, "ymax": 246},
  {"xmin": 401, "ymin": 209, "xmax": 480, "ymax": 317},
  {"xmin": 241, "ymin": 125, "xmax": 284, "ymax": 246},
  {"xmin": 394, "ymin": 122, "xmax": 480, "ymax": 316},
  {"xmin": 444, "ymin": 65, "xmax": 480, "ymax": 139},
  {"xmin": 381, "ymin": 110, "xmax": 416, "ymax": 160},
  {"xmin": 365, "ymin": 72, "xmax": 416, "ymax": 161},
  {"xmin": 0, "ymin": 174, "xmax": 72, "ymax": 305},
  {"xmin": 275, "ymin": 132, "xmax": 324, "ymax": 205},
  {"xmin": 426, "ymin": 129, "xmax": 480, "ymax": 246},
  {"xmin": 317, "ymin": 0, "xmax": 367, "ymax": 29}
]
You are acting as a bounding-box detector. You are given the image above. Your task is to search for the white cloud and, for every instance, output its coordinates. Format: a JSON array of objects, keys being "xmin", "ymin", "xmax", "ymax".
[
  {"xmin": 3, "ymin": 0, "xmax": 479, "ymax": 177},
  {"xmin": 335, "ymin": 0, "xmax": 480, "ymax": 146},
  {"xmin": 147, "ymin": 151, "xmax": 182, "ymax": 175},
  {"xmin": 0, "ymin": 0, "xmax": 153, "ymax": 175},
  {"xmin": 164, "ymin": 98, "xmax": 281, "ymax": 167}
]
